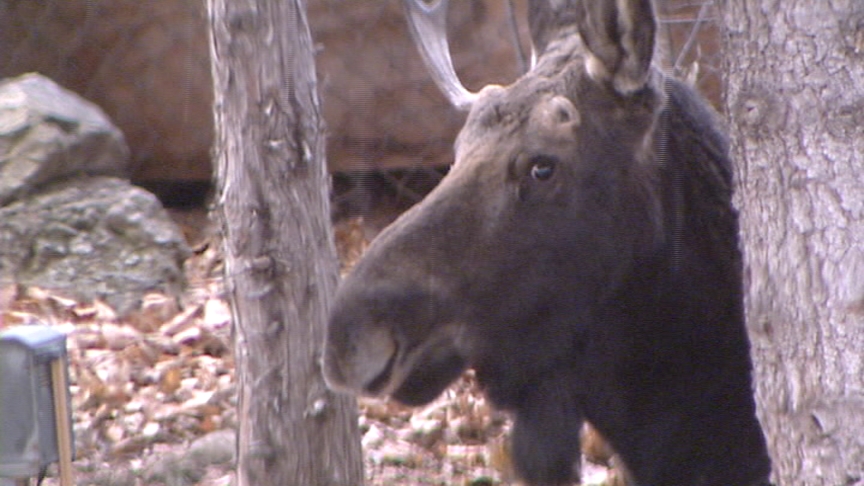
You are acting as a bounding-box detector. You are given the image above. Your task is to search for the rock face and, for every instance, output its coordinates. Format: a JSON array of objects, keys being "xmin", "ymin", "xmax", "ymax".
[
  {"xmin": 0, "ymin": 74, "xmax": 190, "ymax": 315},
  {"xmin": 0, "ymin": 1, "xmax": 720, "ymax": 179},
  {"xmin": 0, "ymin": 73, "xmax": 130, "ymax": 206},
  {"xmin": 0, "ymin": 0, "xmax": 530, "ymax": 176},
  {"xmin": 0, "ymin": 177, "xmax": 190, "ymax": 314},
  {"xmin": 0, "ymin": 0, "xmax": 212, "ymax": 183},
  {"xmin": 310, "ymin": 1, "xmax": 530, "ymax": 171}
]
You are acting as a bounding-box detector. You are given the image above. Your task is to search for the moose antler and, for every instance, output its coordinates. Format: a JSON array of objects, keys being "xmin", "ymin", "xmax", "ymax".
[{"xmin": 403, "ymin": 0, "xmax": 478, "ymax": 111}]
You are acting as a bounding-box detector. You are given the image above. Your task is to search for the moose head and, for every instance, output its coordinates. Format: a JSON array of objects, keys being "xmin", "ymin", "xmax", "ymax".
[{"xmin": 323, "ymin": 1, "xmax": 772, "ymax": 484}]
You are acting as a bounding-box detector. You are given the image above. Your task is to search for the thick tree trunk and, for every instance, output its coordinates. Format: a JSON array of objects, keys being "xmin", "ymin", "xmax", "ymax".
[
  {"xmin": 720, "ymin": 1, "xmax": 864, "ymax": 484},
  {"xmin": 207, "ymin": 1, "xmax": 364, "ymax": 485}
]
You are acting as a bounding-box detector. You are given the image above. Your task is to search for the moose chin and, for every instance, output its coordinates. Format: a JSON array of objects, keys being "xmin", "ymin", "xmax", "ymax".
[{"xmin": 323, "ymin": 1, "xmax": 772, "ymax": 485}]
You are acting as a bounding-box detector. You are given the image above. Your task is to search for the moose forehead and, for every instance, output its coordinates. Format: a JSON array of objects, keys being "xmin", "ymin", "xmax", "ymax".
[
  {"xmin": 454, "ymin": 64, "xmax": 661, "ymax": 168},
  {"xmin": 455, "ymin": 76, "xmax": 573, "ymax": 151},
  {"xmin": 464, "ymin": 59, "xmax": 578, "ymax": 127}
]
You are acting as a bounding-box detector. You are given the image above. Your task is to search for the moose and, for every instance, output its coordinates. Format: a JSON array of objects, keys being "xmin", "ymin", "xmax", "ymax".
[{"xmin": 323, "ymin": 0, "xmax": 772, "ymax": 484}]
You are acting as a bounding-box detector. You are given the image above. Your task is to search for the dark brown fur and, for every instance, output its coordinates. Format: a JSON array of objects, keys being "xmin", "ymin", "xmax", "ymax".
[{"xmin": 324, "ymin": 1, "xmax": 771, "ymax": 484}]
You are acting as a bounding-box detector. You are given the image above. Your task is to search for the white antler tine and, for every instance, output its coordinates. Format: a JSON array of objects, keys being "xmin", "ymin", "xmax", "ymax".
[{"xmin": 403, "ymin": 0, "xmax": 478, "ymax": 111}]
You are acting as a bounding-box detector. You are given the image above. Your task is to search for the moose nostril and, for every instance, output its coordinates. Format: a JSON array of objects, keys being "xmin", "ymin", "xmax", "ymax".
[
  {"xmin": 324, "ymin": 320, "xmax": 399, "ymax": 394},
  {"xmin": 322, "ymin": 350, "xmax": 348, "ymax": 391},
  {"xmin": 365, "ymin": 342, "xmax": 399, "ymax": 394}
]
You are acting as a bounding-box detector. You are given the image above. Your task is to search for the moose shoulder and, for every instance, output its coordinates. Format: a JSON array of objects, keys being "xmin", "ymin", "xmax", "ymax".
[{"xmin": 323, "ymin": 0, "xmax": 772, "ymax": 485}]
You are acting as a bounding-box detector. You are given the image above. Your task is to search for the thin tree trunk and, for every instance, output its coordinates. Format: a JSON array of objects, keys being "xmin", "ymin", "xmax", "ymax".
[
  {"xmin": 720, "ymin": 1, "xmax": 864, "ymax": 484},
  {"xmin": 207, "ymin": 0, "xmax": 365, "ymax": 484}
]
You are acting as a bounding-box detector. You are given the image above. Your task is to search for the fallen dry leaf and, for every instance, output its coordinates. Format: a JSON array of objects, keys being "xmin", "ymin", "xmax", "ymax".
[
  {"xmin": 129, "ymin": 292, "xmax": 180, "ymax": 332},
  {"xmin": 160, "ymin": 367, "xmax": 183, "ymax": 394},
  {"xmin": 101, "ymin": 323, "xmax": 143, "ymax": 350},
  {"xmin": 160, "ymin": 304, "xmax": 203, "ymax": 336},
  {"xmin": 203, "ymin": 298, "xmax": 231, "ymax": 329}
]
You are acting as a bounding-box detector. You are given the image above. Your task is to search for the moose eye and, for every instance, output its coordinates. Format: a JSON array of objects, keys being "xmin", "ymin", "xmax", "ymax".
[{"xmin": 529, "ymin": 155, "xmax": 557, "ymax": 181}]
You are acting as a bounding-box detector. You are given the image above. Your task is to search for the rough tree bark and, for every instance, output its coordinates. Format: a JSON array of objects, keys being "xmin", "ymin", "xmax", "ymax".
[
  {"xmin": 207, "ymin": 0, "xmax": 364, "ymax": 484},
  {"xmin": 720, "ymin": 1, "xmax": 864, "ymax": 484}
]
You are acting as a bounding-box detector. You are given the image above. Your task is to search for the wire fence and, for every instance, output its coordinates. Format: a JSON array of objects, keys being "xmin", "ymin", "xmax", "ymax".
[{"xmin": 0, "ymin": 0, "xmax": 722, "ymax": 215}]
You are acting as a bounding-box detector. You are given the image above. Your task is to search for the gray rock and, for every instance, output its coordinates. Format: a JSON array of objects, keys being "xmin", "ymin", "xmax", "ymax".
[
  {"xmin": 0, "ymin": 73, "xmax": 129, "ymax": 206},
  {"xmin": 186, "ymin": 429, "xmax": 236, "ymax": 466},
  {"xmin": 0, "ymin": 1, "xmax": 213, "ymax": 183},
  {"xmin": 0, "ymin": 176, "xmax": 190, "ymax": 315},
  {"xmin": 143, "ymin": 429, "xmax": 236, "ymax": 486}
]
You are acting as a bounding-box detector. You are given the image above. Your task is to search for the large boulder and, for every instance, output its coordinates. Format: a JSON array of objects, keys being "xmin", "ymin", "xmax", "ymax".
[
  {"xmin": 0, "ymin": 0, "xmax": 212, "ymax": 183},
  {"xmin": 310, "ymin": 1, "xmax": 530, "ymax": 171},
  {"xmin": 0, "ymin": 73, "xmax": 129, "ymax": 206},
  {"xmin": 0, "ymin": 73, "xmax": 190, "ymax": 315},
  {"xmin": 0, "ymin": 1, "xmax": 720, "ymax": 179},
  {"xmin": 0, "ymin": 0, "xmax": 530, "ymax": 176},
  {"xmin": 0, "ymin": 176, "xmax": 190, "ymax": 315}
]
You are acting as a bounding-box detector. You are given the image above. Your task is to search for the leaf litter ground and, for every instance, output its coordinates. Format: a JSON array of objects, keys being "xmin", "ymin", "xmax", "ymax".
[{"xmin": 0, "ymin": 210, "xmax": 618, "ymax": 486}]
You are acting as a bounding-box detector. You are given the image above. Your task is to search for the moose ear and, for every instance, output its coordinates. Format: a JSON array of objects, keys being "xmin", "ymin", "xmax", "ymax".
[{"xmin": 576, "ymin": 0, "xmax": 656, "ymax": 94}]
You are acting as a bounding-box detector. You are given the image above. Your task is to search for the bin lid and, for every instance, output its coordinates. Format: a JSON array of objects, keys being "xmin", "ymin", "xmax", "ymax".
[{"xmin": 0, "ymin": 325, "xmax": 66, "ymax": 360}]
